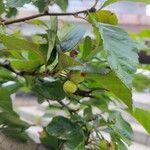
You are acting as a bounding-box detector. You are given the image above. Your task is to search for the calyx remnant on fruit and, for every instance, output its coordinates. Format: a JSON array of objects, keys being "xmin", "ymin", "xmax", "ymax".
[{"xmin": 63, "ymin": 80, "xmax": 77, "ymax": 93}]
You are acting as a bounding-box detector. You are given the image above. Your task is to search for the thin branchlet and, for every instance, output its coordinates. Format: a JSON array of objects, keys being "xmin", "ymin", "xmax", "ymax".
[{"xmin": 1, "ymin": 1, "xmax": 98, "ymax": 26}]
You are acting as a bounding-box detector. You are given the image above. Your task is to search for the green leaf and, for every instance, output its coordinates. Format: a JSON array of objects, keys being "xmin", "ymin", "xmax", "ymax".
[
  {"xmin": 64, "ymin": 141, "xmax": 85, "ymax": 150},
  {"xmin": 90, "ymin": 92, "xmax": 111, "ymax": 111},
  {"xmin": 47, "ymin": 46, "xmax": 57, "ymax": 65},
  {"xmin": 40, "ymin": 132, "xmax": 59, "ymax": 150},
  {"xmin": 0, "ymin": 0, "xmax": 5, "ymax": 15},
  {"xmin": 10, "ymin": 59, "xmax": 42, "ymax": 72},
  {"xmin": 32, "ymin": 80, "xmax": 66, "ymax": 102},
  {"xmin": 2, "ymin": 127, "xmax": 30, "ymax": 142},
  {"xmin": 81, "ymin": 36, "xmax": 92, "ymax": 60},
  {"xmin": 74, "ymin": 142, "xmax": 85, "ymax": 150},
  {"xmin": 0, "ymin": 88, "xmax": 12, "ymax": 111},
  {"xmin": 6, "ymin": 0, "xmax": 31, "ymax": 7},
  {"xmin": 87, "ymin": 71, "xmax": 133, "ymax": 108},
  {"xmin": 91, "ymin": 10, "xmax": 118, "ymax": 25},
  {"xmin": 126, "ymin": 0, "xmax": 150, "ymax": 4},
  {"xmin": 0, "ymin": 112, "xmax": 29, "ymax": 129},
  {"xmin": 0, "ymin": 33, "xmax": 45, "ymax": 61},
  {"xmin": 4, "ymin": 82, "xmax": 21, "ymax": 94},
  {"xmin": 55, "ymin": 0, "xmax": 68, "ymax": 12},
  {"xmin": 116, "ymin": 139, "xmax": 128, "ymax": 150},
  {"xmin": 58, "ymin": 25, "xmax": 86, "ymax": 52},
  {"xmin": 54, "ymin": 52, "xmax": 81, "ymax": 73},
  {"xmin": 134, "ymin": 29, "xmax": 150, "ymax": 38},
  {"xmin": 32, "ymin": 35, "xmax": 47, "ymax": 44},
  {"xmin": 9, "ymin": 49, "xmax": 44, "ymax": 71},
  {"xmin": 109, "ymin": 111, "xmax": 133, "ymax": 144},
  {"xmin": 101, "ymin": 0, "xmax": 118, "ymax": 9},
  {"xmin": 80, "ymin": 24, "xmax": 103, "ymax": 61},
  {"xmin": 130, "ymin": 108, "xmax": 150, "ymax": 134},
  {"xmin": 68, "ymin": 62, "xmax": 109, "ymax": 74},
  {"xmin": 98, "ymin": 23, "xmax": 138, "ymax": 88},
  {"xmin": 29, "ymin": 19, "xmax": 48, "ymax": 28},
  {"xmin": 47, "ymin": 16, "xmax": 58, "ymax": 62},
  {"xmin": 6, "ymin": 8, "xmax": 17, "ymax": 18},
  {"xmin": 46, "ymin": 116, "xmax": 84, "ymax": 149},
  {"xmin": 33, "ymin": 0, "xmax": 48, "ymax": 12},
  {"xmin": 46, "ymin": 117, "xmax": 83, "ymax": 139},
  {"xmin": 1, "ymin": 34, "xmax": 36, "ymax": 50},
  {"xmin": 83, "ymin": 106, "xmax": 93, "ymax": 121},
  {"xmin": 101, "ymin": 0, "xmax": 150, "ymax": 9},
  {"xmin": 133, "ymin": 73, "xmax": 150, "ymax": 92},
  {"xmin": 0, "ymin": 68, "xmax": 16, "ymax": 81}
]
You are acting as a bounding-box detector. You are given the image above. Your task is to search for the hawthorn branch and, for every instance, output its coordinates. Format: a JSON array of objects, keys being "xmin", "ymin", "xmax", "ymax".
[
  {"xmin": 58, "ymin": 100, "xmax": 79, "ymax": 114},
  {"xmin": 1, "ymin": 3, "xmax": 97, "ymax": 26},
  {"xmin": 75, "ymin": 89, "xmax": 95, "ymax": 98}
]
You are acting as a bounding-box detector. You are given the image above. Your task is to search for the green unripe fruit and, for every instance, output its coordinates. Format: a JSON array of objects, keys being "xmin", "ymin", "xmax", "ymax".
[
  {"xmin": 99, "ymin": 140, "xmax": 116, "ymax": 150},
  {"xmin": 69, "ymin": 71, "xmax": 85, "ymax": 84},
  {"xmin": 63, "ymin": 80, "xmax": 77, "ymax": 93},
  {"xmin": 99, "ymin": 140, "xmax": 109, "ymax": 150}
]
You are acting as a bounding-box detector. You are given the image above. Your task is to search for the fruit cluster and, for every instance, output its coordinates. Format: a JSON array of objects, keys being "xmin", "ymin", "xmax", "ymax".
[{"xmin": 63, "ymin": 71, "xmax": 85, "ymax": 93}]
